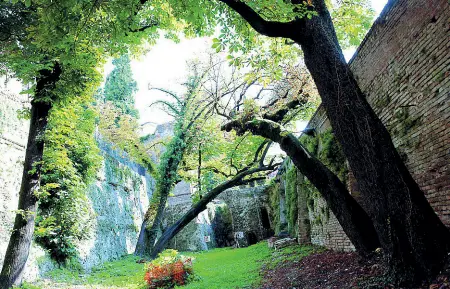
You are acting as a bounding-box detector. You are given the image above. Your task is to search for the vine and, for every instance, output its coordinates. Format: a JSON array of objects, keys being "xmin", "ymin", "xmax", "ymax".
[
  {"xmin": 266, "ymin": 179, "xmax": 281, "ymax": 235},
  {"xmin": 274, "ymin": 129, "xmax": 348, "ymax": 233},
  {"xmin": 284, "ymin": 165, "xmax": 298, "ymax": 237}
]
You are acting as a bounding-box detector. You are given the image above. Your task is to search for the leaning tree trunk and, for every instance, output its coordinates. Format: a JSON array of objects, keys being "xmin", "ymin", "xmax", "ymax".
[
  {"xmin": 291, "ymin": 1, "xmax": 450, "ymax": 285},
  {"xmin": 0, "ymin": 64, "xmax": 62, "ymax": 289},
  {"xmin": 223, "ymin": 119, "xmax": 381, "ymax": 257},
  {"xmin": 150, "ymin": 165, "xmax": 272, "ymax": 259},
  {"xmin": 135, "ymin": 131, "xmax": 187, "ymax": 257}
]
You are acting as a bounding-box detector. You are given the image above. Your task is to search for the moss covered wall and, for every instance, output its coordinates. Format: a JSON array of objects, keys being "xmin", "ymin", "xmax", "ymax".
[{"xmin": 269, "ymin": 130, "xmax": 355, "ymax": 251}]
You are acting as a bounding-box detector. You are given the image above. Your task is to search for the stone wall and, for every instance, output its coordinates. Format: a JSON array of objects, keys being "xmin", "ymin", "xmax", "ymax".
[
  {"xmin": 274, "ymin": 159, "xmax": 355, "ymax": 251},
  {"xmin": 281, "ymin": 0, "xmax": 449, "ymax": 252},
  {"xmin": 0, "ymin": 89, "xmax": 154, "ymax": 280},
  {"xmin": 76, "ymin": 139, "xmax": 154, "ymax": 269},
  {"xmin": 162, "ymin": 185, "xmax": 272, "ymax": 251},
  {"xmin": 219, "ymin": 185, "xmax": 271, "ymax": 247},
  {"xmin": 348, "ymin": 0, "xmax": 449, "ymax": 225}
]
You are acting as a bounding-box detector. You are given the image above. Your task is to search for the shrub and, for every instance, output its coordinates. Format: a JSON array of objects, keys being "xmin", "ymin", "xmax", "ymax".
[{"xmin": 144, "ymin": 249, "xmax": 193, "ymax": 288}]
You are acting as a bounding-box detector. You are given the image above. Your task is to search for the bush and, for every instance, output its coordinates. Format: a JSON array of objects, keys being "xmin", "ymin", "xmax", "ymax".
[{"xmin": 144, "ymin": 249, "xmax": 194, "ymax": 288}]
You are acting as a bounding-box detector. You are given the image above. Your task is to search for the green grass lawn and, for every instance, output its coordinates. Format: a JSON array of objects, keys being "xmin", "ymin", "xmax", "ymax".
[
  {"xmin": 27, "ymin": 255, "xmax": 147, "ymax": 289},
  {"xmin": 22, "ymin": 242, "xmax": 318, "ymax": 289},
  {"xmin": 180, "ymin": 242, "xmax": 271, "ymax": 289}
]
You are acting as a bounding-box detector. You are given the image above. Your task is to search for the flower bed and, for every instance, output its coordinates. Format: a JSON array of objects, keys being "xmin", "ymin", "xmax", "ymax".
[{"xmin": 144, "ymin": 249, "xmax": 193, "ymax": 288}]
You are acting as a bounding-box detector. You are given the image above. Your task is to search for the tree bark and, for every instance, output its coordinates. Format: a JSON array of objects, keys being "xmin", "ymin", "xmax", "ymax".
[
  {"xmin": 134, "ymin": 220, "xmax": 148, "ymax": 256},
  {"xmin": 0, "ymin": 64, "xmax": 62, "ymax": 289},
  {"xmin": 149, "ymin": 165, "xmax": 273, "ymax": 259},
  {"xmin": 137, "ymin": 192, "xmax": 170, "ymax": 256},
  {"xmin": 197, "ymin": 145, "xmax": 202, "ymax": 193},
  {"xmin": 223, "ymin": 119, "xmax": 380, "ymax": 257}
]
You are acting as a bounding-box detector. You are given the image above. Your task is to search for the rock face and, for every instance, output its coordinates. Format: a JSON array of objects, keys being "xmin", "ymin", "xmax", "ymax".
[
  {"xmin": 75, "ymin": 139, "xmax": 155, "ymax": 269},
  {"xmin": 0, "ymin": 88, "xmax": 155, "ymax": 280},
  {"xmin": 219, "ymin": 185, "xmax": 272, "ymax": 248},
  {"xmin": 143, "ymin": 122, "xmax": 175, "ymax": 163}
]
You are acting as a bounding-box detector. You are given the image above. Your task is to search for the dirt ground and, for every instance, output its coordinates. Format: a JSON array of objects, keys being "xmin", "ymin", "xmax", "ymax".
[{"xmin": 259, "ymin": 250, "xmax": 450, "ymax": 289}]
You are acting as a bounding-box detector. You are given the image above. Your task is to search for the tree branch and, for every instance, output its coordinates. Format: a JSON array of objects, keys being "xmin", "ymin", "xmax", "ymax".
[
  {"xmin": 252, "ymin": 140, "xmax": 269, "ymax": 163},
  {"xmin": 218, "ymin": 0, "xmax": 296, "ymax": 39},
  {"xmin": 262, "ymin": 96, "xmax": 308, "ymax": 122},
  {"xmin": 260, "ymin": 141, "xmax": 273, "ymax": 166}
]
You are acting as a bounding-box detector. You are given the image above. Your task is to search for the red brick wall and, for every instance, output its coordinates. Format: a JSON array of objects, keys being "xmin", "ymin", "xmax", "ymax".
[{"xmin": 305, "ymin": 0, "xmax": 450, "ymax": 251}]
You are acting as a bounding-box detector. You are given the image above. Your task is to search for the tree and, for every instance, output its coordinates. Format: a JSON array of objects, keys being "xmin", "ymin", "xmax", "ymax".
[
  {"xmin": 0, "ymin": 0, "xmax": 167, "ymax": 286},
  {"xmin": 135, "ymin": 66, "xmax": 214, "ymax": 257},
  {"xmin": 35, "ymin": 82, "xmax": 102, "ymax": 263},
  {"xmin": 135, "ymin": 55, "xmax": 275, "ymax": 257},
  {"xmin": 222, "ymin": 98, "xmax": 381, "ymax": 257},
  {"xmin": 102, "ymin": 54, "xmax": 139, "ymax": 118},
  {"xmin": 144, "ymin": 51, "xmax": 379, "ymax": 258},
  {"xmin": 0, "ymin": 63, "xmax": 62, "ymax": 288},
  {"xmin": 183, "ymin": 54, "xmax": 381, "ymax": 256},
  {"xmin": 156, "ymin": 0, "xmax": 450, "ymax": 284},
  {"xmin": 97, "ymin": 56, "xmax": 153, "ymax": 172}
]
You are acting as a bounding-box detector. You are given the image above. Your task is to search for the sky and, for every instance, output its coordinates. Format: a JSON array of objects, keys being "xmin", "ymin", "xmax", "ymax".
[{"xmin": 127, "ymin": 0, "xmax": 389, "ymax": 135}]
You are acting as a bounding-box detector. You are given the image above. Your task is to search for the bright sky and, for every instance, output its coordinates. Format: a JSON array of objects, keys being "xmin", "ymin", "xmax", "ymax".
[
  {"xmin": 128, "ymin": 37, "xmax": 213, "ymax": 134},
  {"xmin": 129, "ymin": 0, "xmax": 389, "ymax": 135}
]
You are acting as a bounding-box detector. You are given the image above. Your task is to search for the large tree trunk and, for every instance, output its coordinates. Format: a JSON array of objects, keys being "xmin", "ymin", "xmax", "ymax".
[
  {"xmin": 292, "ymin": 1, "xmax": 450, "ymax": 284},
  {"xmin": 150, "ymin": 166, "xmax": 271, "ymax": 259},
  {"xmin": 0, "ymin": 64, "xmax": 61, "ymax": 289},
  {"xmin": 223, "ymin": 119, "xmax": 381, "ymax": 257}
]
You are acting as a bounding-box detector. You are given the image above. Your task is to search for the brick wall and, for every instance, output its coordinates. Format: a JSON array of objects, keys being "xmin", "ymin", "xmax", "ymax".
[{"xmin": 295, "ymin": 0, "xmax": 449, "ymax": 251}]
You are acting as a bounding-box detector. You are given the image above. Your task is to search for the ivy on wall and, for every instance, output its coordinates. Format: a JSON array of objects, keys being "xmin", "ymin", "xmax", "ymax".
[
  {"xmin": 267, "ymin": 129, "xmax": 347, "ymax": 237},
  {"xmin": 35, "ymin": 98, "xmax": 102, "ymax": 263},
  {"xmin": 266, "ymin": 179, "xmax": 281, "ymax": 235},
  {"xmin": 284, "ymin": 165, "xmax": 298, "ymax": 237},
  {"xmin": 316, "ymin": 130, "xmax": 348, "ymax": 183}
]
